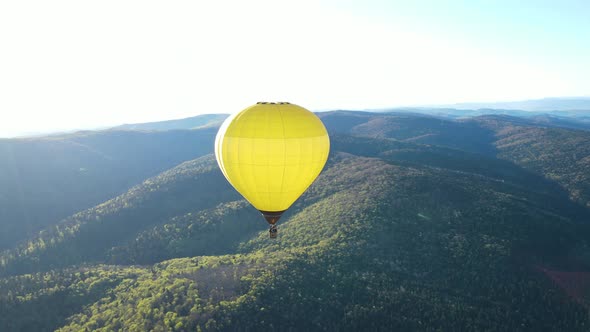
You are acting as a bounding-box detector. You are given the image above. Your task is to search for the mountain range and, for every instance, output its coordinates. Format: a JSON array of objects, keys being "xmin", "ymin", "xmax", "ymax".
[
  {"xmin": 437, "ymin": 97, "xmax": 590, "ymax": 112},
  {"xmin": 1, "ymin": 110, "xmax": 590, "ymax": 331}
]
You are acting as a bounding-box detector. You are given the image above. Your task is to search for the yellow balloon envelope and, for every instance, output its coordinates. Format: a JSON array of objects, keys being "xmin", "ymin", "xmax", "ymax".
[{"xmin": 215, "ymin": 102, "xmax": 330, "ymax": 226}]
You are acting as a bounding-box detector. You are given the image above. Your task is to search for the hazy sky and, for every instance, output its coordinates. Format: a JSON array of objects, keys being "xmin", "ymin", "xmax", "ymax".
[{"xmin": 1, "ymin": 0, "xmax": 588, "ymax": 137}]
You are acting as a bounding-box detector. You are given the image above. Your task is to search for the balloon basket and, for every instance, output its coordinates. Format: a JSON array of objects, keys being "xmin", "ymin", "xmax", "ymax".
[{"xmin": 269, "ymin": 225, "xmax": 278, "ymax": 239}]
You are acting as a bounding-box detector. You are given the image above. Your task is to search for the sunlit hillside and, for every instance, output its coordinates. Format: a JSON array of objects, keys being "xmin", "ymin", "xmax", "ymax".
[{"xmin": 1, "ymin": 111, "xmax": 590, "ymax": 331}]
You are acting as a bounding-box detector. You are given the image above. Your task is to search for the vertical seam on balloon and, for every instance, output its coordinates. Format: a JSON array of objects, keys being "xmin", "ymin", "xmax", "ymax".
[
  {"xmin": 235, "ymin": 119, "xmax": 244, "ymax": 203},
  {"xmin": 236, "ymin": 113, "xmax": 250, "ymax": 207},
  {"xmin": 265, "ymin": 107, "xmax": 271, "ymax": 209},
  {"xmin": 217, "ymin": 112, "xmax": 238, "ymax": 181},
  {"xmin": 249, "ymin": 110, "xmax": 261, "ymax": 205},
  {"xmin": 268, "ymin": 105, "xmax": 276, "ymax": 209},
  {"xmin": 277, "ymin": 103, "xmax": 287, "ymax": 211}
]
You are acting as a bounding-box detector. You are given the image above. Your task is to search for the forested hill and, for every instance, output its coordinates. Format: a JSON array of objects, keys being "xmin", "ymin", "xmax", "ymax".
[
  {"xmin": 472, "ymin": 116, "xmax": 590, "ymax": 208},
  {"xmin": 1, "ymin": 112, "xmax": 590, "ymax": 330},
  {"xmin": 0, "ymin": 128, "xmax": 216, "ymax": 250},
  {"xmin": 319, "ymin": 111, "xmax": 590, "ymax": 207}
]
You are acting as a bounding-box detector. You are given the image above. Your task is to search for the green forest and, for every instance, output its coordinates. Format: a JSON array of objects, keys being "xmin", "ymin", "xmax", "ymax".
[{"xmin": 1, "ymin": 112, "xmax": 590, "ymax": 331}]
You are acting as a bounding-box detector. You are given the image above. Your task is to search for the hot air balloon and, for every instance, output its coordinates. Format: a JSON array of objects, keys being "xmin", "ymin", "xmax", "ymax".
[{"xmin": 215, "ymin": 102, "xmax": 330, "ymax": 238}]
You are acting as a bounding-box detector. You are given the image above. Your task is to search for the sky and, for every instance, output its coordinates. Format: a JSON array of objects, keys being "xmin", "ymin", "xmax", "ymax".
[{"xmin": 0, "ymin": 0, "xmax": 589, "ymax": 137}]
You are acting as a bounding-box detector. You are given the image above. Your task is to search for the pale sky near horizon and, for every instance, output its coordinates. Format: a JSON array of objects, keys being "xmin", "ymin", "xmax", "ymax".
[{"xmin": 1, "ymin": 0, "xmax": 589, "ymax": 137}]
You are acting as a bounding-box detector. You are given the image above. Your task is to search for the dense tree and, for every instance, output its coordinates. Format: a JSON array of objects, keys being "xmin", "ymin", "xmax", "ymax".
[
  {"xmin": 0, "ymin": 128, "xmax": 217, "ymax": 250},
  {"xmin": 0, "ymin": 112, "xmax": 590, "ymax": 331}
]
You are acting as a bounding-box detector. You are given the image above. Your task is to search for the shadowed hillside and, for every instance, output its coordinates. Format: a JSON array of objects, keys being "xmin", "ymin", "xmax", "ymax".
[
  {"xmin": 321, "ymin": 111, "xmax": 590, "ymax": 209},
  {"xmin": 0, "ymin": 155, "xmax": 240, "ymax": 276},
  {"xmin": 0, "ymin": 128, "xmax": 217, "ymax": 250},
  {"xmin": 471, "ymin": 116, "xmax": 590, "ymax": 208},
  {"xmin": 319, "ymin": 111, "xmax": 497, "ymax": 155}
]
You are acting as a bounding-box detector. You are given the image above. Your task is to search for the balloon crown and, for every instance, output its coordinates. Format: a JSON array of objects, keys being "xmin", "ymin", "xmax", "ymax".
[{"xmin": 256, "ymin": 102, "xmax": 291, "ymax": 105}]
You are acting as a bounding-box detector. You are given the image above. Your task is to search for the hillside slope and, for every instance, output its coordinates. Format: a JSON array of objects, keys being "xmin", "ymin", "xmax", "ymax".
[
  {"xmin": 319, "ymin": 111, "xmax": 497, "ymax": 155},
  {"xmin": 321, "ymin": 112, "xmax": 590, "ymax": 210},
  {"xmin": 0, "ymin": 155, "xmax": 241, "ymax": 276},
  {"xmin": 471, "ymin": 116, "xmax": 590, "ymax": 208},
  {"xmin": 5, "ymin": 134, "xmax": 581, "ymax": 276},
  {"xmin": 1, "ymin": 135, "xmax": 590, "ymax": 330},
  {"xmin": 0, "ymin": 128, "xmax": 216, "ymax": 250}
]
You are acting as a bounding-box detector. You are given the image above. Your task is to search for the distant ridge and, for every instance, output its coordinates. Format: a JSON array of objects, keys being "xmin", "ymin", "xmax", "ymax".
[
  {"xmin": 439, "ymin": 97, "xmax": 590, "ymax": 112},
  {"xmin": 113, "ymin": 114, "xmax": 229, "ymax": 131}
]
